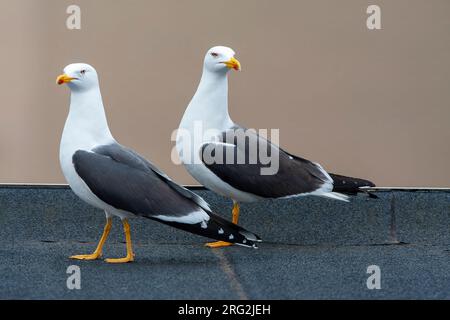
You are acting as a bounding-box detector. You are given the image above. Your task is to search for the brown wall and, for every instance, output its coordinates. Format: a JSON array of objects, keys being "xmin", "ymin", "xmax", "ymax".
[{"xmin": 0, "ymin": 0, "xmax": 449, "ymax": 187}]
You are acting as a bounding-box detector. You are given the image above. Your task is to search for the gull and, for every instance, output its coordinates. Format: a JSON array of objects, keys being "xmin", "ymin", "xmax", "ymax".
[
  {"xmin": 57, "ymin": 63, "xmax": 261, "ymax": 263},
  {"xmin": 177, "ymin": 46, "xmax": 376, "ymax": 248}
]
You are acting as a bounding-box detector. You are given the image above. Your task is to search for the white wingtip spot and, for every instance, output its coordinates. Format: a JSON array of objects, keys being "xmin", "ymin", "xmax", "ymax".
[
  {"xmin": 229, "ymin": 234, "xmax": 234, "ymax": 240},
  {"xmin": 154, "ymin": 210, "xmax": 210, "ymax": 224},
  {"xmin": 218, "ymin": 228, "xmax": 224, "ymax": 234}
]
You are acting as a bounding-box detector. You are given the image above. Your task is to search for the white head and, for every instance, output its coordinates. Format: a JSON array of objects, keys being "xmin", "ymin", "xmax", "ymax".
[
  {"xmin": 56, "ymin": 63, "xmax": 99, "ymax": 92},
  {"xmin": 203, "ymin": 46, "xmax": 241, "ymax": 73}
]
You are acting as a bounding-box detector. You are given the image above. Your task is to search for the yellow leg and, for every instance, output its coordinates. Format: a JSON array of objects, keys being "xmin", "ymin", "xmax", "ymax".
[
  {"xmin": 205, "ymin": 202, "xmax": 240, "ymax": 248},
  {"xmin": 231, "ymin": 202, "xmax": 240, "ymax": 224},
  {"xmin": 105, "ymin": 219, "xmax": 135, "ymax": 263},
  {"xmin": 70, "ymin": 217, "xmax": 112, "ymax": 260}
]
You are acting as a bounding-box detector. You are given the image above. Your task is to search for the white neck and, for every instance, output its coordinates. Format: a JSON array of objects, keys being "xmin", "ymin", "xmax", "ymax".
[
  {"xmin": 179, "ymin": 67, "xmax": 234, "ymax": 132},
  {"xmin": 61, "ymin": 87, "xmax": 114, "ymax": 153}
]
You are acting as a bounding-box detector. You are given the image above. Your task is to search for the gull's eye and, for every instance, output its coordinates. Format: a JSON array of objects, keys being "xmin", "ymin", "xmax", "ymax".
[
  {"xmin": 210, "ymin": 52, "xmax": 219, "ymax": 58},
  {"xmin": 80, "ymin": 70, "xmax": 86, "ymax": 75}
]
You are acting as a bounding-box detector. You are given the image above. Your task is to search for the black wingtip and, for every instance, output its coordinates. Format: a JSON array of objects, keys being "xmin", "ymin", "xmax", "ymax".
[
  {"xmin": 205, "ymin": 213, "xmax": 262, "ymax": 248},
  {"xmin": 364, "ymin": 180, "xmax": 376, "ymax": 188},
  {"xmin": 329, "ymin": 173, "xmax": 377, "ymax": 198},
  {"xmin": 359, "ymin": 188, "xmax": 379, "ymax": 199},
  {"xmin": 236, "ymin": 230, "xmax": 262, "ymax": 248},
  {"xmin": 368, "ymin": 192, "xmax": 379, "ymax": 199},
  {"xmin": 236, "ymin": 242, "xmax": 260, "ymax": 249},
  {"xmin": 151, "ymin": 212, "xmax": 262, "ymax": 248}
]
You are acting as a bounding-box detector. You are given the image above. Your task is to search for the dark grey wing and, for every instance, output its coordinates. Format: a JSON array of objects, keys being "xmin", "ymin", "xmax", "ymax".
[
  {"xmin": 93, "ymin": 144, "xmax": 211, "ymax": 212},
  {"xmin": 73, "ymin": 147, "xmax": 202, "ymax": 219},
  {"xmin": 72, "ymin": 144, "xmax": 262, "ymax": 247},
  {"xmin": 200, "ymin": 127, "xmax": 332, "ymax": 198}
]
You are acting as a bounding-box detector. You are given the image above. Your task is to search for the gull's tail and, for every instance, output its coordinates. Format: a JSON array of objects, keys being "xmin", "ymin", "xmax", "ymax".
[{"xmin": 151, "ymin": 213, "xmax": 262, "ymax": 248}]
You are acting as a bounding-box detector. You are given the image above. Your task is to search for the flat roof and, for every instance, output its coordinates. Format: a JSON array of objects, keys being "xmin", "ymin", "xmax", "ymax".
[{"xmin": 0, "ymin": 186, "xmax": 448, "ymax": 299}]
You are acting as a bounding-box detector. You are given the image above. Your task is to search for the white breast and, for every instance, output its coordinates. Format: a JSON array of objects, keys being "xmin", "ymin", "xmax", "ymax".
[
  {"xmin": 177, "ymin": 66, "xmax": 261, "ymax": 203},
  {"xmin": 176, "ymin": 128, "xmax": 260, "ymax": 203},
  {"xmin": 59, "ymin": 89, "xmax": 116, "ymax": 211},
  {"xmin": 59, "ymin": 120, "xmax": 108, "ymax": 209}
]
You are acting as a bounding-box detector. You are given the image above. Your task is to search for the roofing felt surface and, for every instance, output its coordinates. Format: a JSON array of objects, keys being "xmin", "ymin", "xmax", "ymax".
[{"xmin": 0, "ymin": 186, "xmax": 449, "ymax": 299}]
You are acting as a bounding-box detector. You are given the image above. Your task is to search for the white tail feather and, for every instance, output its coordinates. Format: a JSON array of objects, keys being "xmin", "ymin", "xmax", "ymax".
[{"xmin": 320, "ymin": 192, "xmax": 350, "ymax": 202}]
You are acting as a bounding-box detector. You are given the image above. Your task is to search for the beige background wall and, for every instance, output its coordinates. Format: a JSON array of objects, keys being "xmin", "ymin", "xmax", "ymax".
[{"xmin": 0, "ymin": 0, "xmax": 449, "ymax": 187}]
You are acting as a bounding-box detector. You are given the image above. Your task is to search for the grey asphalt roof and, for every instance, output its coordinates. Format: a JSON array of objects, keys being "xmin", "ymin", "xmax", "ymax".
[{"xmin": 0, "ymin": 185, "xmax": 449, "ymax": 299}]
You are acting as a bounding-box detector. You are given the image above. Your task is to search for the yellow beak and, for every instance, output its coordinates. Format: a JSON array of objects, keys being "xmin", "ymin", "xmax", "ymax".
[
  {"xmin": 56, "ymin": 74, "xmax": 76, "ymax": 85},
  {"xmin": 223, "ymin": 57, "xmax": 241, "ymax": 71}
]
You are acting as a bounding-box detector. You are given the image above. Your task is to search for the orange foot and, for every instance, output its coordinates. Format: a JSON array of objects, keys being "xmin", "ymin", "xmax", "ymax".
[
  {"xmin": 70, "ymin": 253, "xmax": 101, "ymax": 260},
  {"xmin": 105, "ymin": 253, "xmax": 135, "ymax": 264},
  {"xmin": 205, "ymin": 241, "xmax": 233, "ymax": 248}
]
